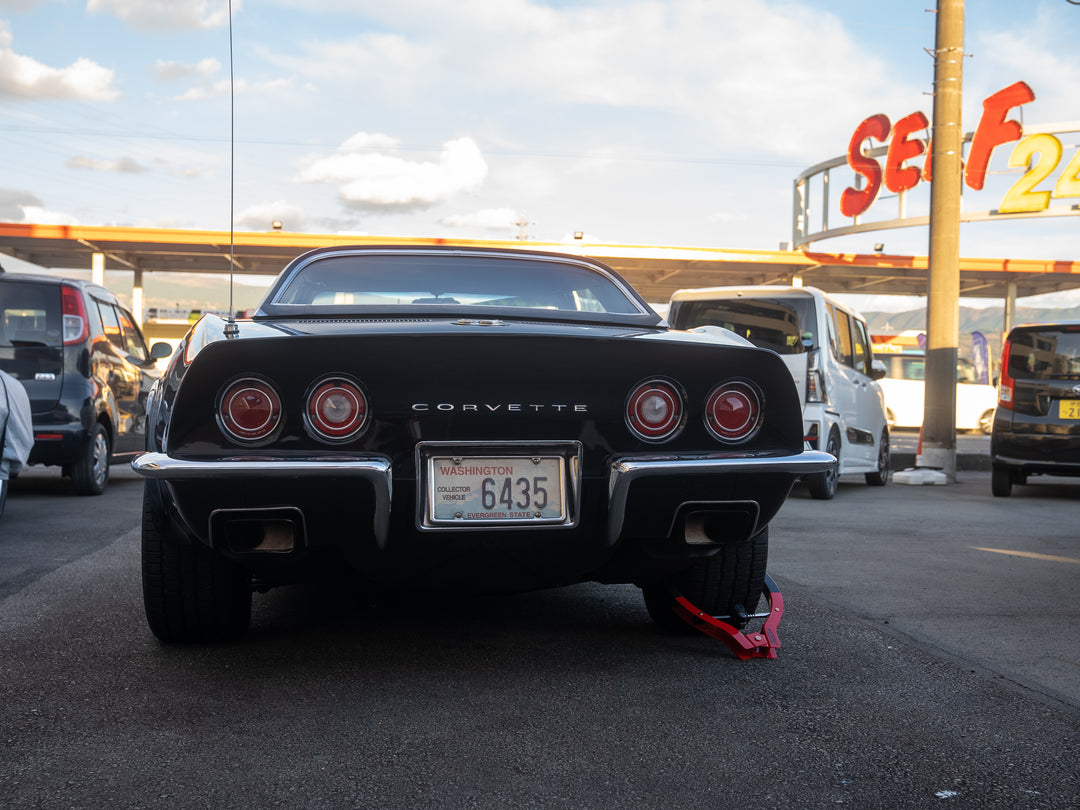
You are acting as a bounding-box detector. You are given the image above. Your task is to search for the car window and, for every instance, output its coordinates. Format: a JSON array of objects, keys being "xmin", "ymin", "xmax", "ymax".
[
  {"xmin": 95, "ymin": 300, "xmax": 125, "ymax": 351},
  {"xmin": 0, "ymin": 282, "xmax": 61, "ymax": 347},
  {"xmin": 853, "ymin": 318, "xmax": 872, "ymax": 376},
  {"xmin": 671, "ymin": 295, "xmax": 817, "ymax": 355},
  {"xmin": 956, "ymin": 357, "xmax": 979, "ymax": 384},
  {"xmin": 1007, "ymin": 327, "xmax": 1080, "ymax": 380},
  {"xmin": 899, "ymin": 356, "xmax": 925, "ymax": 380},
  {"xmin": 118, "ymin": 307, "xmax": 148, "ymax": 362},
  {"xmin": 272, "ymin": 254, "xmax": 643, "ymax": 315},
  {"xmin": 833, "ymin": 308, "xmax": 854, "ymax": 367}
]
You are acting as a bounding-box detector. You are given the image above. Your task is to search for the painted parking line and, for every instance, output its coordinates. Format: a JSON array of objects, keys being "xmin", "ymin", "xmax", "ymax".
[{"xmin": 972, "ymin": 547, "xmax": 1080, "ymax": 565}]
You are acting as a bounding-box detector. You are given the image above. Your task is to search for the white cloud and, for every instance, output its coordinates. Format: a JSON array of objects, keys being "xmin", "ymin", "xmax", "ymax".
[
  {"xmin": 0, "ymin": 20, "xmax": 118, "ymax": 101},
  {"xmin": 234, "ymin": 200, "xmax": 307, "ymax": 232},
  {"xmin": 0, "ymin": 0, "xmax": 49, "ymax": 9},
  {"xmin": 154, "ymin": 57, "xmax": 221, "ymax": 82},
  {"xmin": 968, "ymin": 5, "xmax": 1080, "ymax": 126},
  {"xmin": 297, "ymin": 135, "xmax": 488, "ymax": 212},
  {"xmin": 272, "ymin": 1, "xmax": 922, "ymax": 160},
  {"xmin": 17, "ymin": 204, "xmax": 80, "ymax": 225},
  {"xmin": 341, "ymin": 132, "xmax": 402, "ymax": 151},
  {"xmin": 67, "ymin": 155, "xmax": 148, "ymax": 173},
  {"xmin": 439, "ymin": 207, "xmax": 519, "ymax": 231},
  {"xmin": 256, "ymin": 32, "xmax": 434, "ymax": 84},
  {"xmin": 0, "ymin": 187, "xmax": 41, "ymax": 220},
  {"xmin": 174, "ymin": 77, "xmax": 240, "ymax": 101},
  {"xmin": 86, "ymin": 0, "xmax": 236, "ymax": 31}
]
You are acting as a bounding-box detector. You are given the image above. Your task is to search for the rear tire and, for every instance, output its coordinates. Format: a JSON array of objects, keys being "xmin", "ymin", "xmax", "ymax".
[
  {"xmin": 865, "ymin": 430, "xmax": 890, "ymax": 486},
  {"xmin": 807, "ymin": 430, "xmax": 840, "ymax": 499},
  {"xmin": 72, "ymin": 422, "xmax": 110, "ymax": 495},
  {"xmin": 643, "ymin": 527, "xmax": 769, "ymax": 633},
  {"xmin": 979, "ymin": 410, "xmax": 994, "ymax": 435},
  {"xmin": 141, "ymin": 482, "xmax": 252, "ymax": 642},
  {"xmin": 991, "ymin": 465, "xmax": 1013, "ymax": 497}
]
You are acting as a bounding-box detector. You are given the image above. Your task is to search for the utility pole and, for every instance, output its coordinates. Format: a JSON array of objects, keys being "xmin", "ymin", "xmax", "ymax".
[{"xmin": 919, "ymin": 0, "xmax": 964, "ymax": 480}]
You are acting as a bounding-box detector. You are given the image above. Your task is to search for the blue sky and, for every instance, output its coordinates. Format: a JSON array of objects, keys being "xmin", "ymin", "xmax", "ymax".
[{"xmin": 2, "ymin": 0, "xmax": 1079, "ymax": 310}]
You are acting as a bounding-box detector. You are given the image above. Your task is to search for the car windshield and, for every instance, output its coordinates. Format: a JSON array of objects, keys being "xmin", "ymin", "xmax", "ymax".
[
  {"xmin": 1007, "ymin": 327, "xmax": 1080, "ymax": 380},
  {"xmin": 270, "ymin": 253, "xmax": 644, "ymax": 315},
  {"xmin": 672, "ymin": 296, "xmax": 817, "ymax": 355}
]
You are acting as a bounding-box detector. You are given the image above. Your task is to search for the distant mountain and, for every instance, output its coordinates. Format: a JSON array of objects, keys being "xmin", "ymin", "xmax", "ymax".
[{"xmin": 865, "ymin": 305, "xmax": 1080, "ymax": 364}]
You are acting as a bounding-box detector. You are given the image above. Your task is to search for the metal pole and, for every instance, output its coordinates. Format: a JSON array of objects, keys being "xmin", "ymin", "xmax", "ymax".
[{"xmin": 920, "ymin": 0, "xmax": 964, "ymax": 480}]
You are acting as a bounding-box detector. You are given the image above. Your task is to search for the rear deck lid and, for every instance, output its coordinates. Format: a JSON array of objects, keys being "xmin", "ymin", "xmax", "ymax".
[{"xmin": 0, "ymin": 279, "xmax": 64, "ymax": 413}]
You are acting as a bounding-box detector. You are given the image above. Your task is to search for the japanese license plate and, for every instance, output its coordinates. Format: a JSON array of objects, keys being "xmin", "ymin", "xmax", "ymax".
[
  {"xmin": 427, "ymin": 456, "xmax": 566, "ymax": 525},
  {"xmin": 1059, "ymin": 399, "xmax": 1080, "ymax": 419}
]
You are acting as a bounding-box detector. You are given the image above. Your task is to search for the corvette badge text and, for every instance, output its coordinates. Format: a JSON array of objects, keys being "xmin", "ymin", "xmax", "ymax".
[{"xmin": 412, "ymin": 403, "xmax": 588, "ymax": 413}]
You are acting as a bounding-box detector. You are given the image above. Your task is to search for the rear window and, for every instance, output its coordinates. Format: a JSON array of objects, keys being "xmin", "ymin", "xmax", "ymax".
[
  {"xmin": 271, "ymin": 254, "xmax": 643, "ymax": 315},
  {"xmin": 1007, "ymin": 327, "xmax": 1080, "ymax": 381},
  {"xmin": 0, "ymin": 281, "xmax": 62, "ymax": 347},
  {"xmin": 884, "ymin": 355, "xmax": 925, "ymax": 380},
  {"xmin": 884, "ymin": 354, "xmax": 982, "ymax": 383},
  {"xmin": 672, "ymin": 296, "xmax": 817, "ymax": 355}
]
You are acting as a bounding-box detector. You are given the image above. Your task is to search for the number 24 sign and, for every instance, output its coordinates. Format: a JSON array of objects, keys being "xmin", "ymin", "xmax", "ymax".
[{"xmin": 840, "ymin": 81, "xmax": 1080, "ymax": 217}]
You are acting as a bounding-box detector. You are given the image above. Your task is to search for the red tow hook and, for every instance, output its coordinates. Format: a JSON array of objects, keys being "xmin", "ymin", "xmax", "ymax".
[{"xmin": 671, "ymin": 573, "xmax": 784, "ymax": 660}]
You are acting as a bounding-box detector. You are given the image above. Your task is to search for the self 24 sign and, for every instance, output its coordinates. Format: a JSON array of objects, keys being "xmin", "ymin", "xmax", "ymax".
[{"xmin": 841, "ymin": 81, "xmax": 1080, "ymax": 218}]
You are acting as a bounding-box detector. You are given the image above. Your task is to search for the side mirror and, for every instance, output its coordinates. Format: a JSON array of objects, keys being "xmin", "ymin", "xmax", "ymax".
[
  {"xmin": 869, "ymin": 358, "xmax": 888, "ymax": 381},
  {"xmin": 150, "ymin": 342, "xmax": 173, "ymax": 360}
]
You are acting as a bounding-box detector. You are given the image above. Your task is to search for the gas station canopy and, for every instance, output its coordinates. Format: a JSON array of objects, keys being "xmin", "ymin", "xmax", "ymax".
[{"xmin": 2, "ymin": 222, "xmax": 1079, "ymax": 304}]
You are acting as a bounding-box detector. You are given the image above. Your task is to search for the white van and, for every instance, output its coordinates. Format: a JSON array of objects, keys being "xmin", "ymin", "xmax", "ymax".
[{"xmin": 668, "ymin": 285, "xmax": 890, "ymax": 499}]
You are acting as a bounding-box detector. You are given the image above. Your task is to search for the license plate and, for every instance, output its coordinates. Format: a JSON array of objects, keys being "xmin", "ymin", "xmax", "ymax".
[
  {"xmin": 1060, "ymin": 400, "xmax": 1080, "ymax": 419},
  {"xmin": 427, "ymin": 456, "xmax": 566, "ymax": 525}
]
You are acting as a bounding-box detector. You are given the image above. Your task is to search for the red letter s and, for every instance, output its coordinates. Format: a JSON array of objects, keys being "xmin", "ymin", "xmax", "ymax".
[{"xmin": 840, "ymin": 114, "xmax": 891, "ymax": 218}]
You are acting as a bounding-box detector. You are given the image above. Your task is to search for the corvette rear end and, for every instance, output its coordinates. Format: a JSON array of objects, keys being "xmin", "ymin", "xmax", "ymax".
[{"xmin": 133, "ymin": 246, "xmax": 832, "ymax": 641}]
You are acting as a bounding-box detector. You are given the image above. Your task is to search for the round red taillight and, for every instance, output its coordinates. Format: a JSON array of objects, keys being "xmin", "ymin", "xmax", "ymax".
[
  {"xmin": 705, "ymin": 381, "xmax": 762, "ymax": 443},
  {"xmin": 305, "ymin": 377, "xmax": 368, "ymax": 442},
  {"xmin": 219, "ymin": 378, "xmax": 283, "ymax": 444},
  {"xmin": 626, "ymin": 379, "xmax": 683, "ymax": 442}
]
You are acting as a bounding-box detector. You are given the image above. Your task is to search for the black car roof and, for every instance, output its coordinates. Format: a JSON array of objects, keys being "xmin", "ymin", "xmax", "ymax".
[{"xmin": 0, "ymin": 271, "xmax": 118, "ymax": 301}]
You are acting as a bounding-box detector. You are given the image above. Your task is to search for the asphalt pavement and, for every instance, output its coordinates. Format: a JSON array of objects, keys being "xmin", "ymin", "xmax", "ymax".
[{"xmin": 0, "ymin": 461, "xmax": 1078, "ymax": 808}]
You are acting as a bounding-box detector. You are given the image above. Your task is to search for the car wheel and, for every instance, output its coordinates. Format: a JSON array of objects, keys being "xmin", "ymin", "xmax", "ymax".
[
  {"xmin": 642, "ymin": 527, "xmax": 769, "ymax": 633},
  {"xmin": 865, "ymin": 430, "xmax": 890, "ymax": 486},
  {"xmin": 141, "ymin": 482, "xmax": 252, "ymax": 642},
  {"xmin": 991, "ymin": 465, "xmax": 1013, "ymax": 497},
  {"xmin": 71, "ymin": 422, "xmax": 110, "ymax": 496},
  {"xmin": 978, "ymin": 410, "xmax": 994, "ymax": 435},
  {"xmin": 807, "ymin": 430, "xmax": 840, "ymax": 500}
]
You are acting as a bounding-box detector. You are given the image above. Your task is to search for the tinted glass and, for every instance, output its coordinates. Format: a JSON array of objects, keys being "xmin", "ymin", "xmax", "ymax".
[
  {"xmin": 96, "ymin": 300, "xmax": 124, "ymax": 350},
  {"xmin": 853, "ymin": 318, "xmax": 872, "ymax": 376},
  {"xmin": 118, "ymin": 307, "xmax": 148, "ymax": 362},
  {"xmin": 0, "ymin": 281, "xmax": 62, "ymax": 347},
  {"xmin": 833, "ymin": 308, "xmax": 854, "ymax": 367},
  {"xmin": 273, "ymin": 254, "xmax": 642, "ymax": 315},
  {"xmin": 673, "ymin": 296, "xmax": 817, "ymax": 355},
  {"xmin": 1007, "ymin": 328, "xmax": 1080, "ymax": 380}
]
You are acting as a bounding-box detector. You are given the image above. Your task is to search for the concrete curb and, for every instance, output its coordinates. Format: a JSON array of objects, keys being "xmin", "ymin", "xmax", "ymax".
[{"xmin": 891, "ymin": 452, "xmax": 990, "ymax": 472}]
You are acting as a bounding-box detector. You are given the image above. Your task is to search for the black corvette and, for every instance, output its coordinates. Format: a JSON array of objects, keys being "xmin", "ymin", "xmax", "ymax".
[{"xmin": 132, "ymin": 245, "xmax": 832, "ymax": 642}]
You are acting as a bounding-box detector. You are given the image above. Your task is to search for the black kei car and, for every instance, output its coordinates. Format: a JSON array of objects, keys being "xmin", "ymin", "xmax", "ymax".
[
  {"xmin": 132, "ymin": 245, "xmax": 833, "ymax": 642},
  {"xmin": 991, "ymin": 320, "xmax": 1080, "ymax": 496},
  {"xmin": 0, "ymin": 270, "xmax": 170, "ymax": 494}
]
